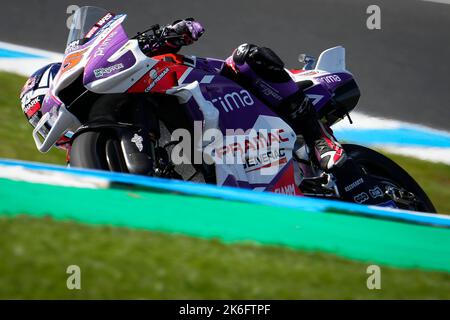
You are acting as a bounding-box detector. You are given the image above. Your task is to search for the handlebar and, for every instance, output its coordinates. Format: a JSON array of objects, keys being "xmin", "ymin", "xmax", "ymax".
[{"xmin": 134, "ymin": 24, "xmax": 185, "ymax": 54}]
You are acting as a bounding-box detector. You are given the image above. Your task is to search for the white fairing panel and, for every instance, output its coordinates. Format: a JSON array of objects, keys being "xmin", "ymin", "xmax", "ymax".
[
  {"xmin": 315, "ymin": 46, "xmax": 347, "ymax": 73},
  {"xmin": 85, "ymin": 40, "xmax": 158, "ymax": 93}
]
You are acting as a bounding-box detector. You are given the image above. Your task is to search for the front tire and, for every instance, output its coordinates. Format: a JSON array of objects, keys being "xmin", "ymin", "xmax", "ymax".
[
  {"xmin": 70, "ymin": 130, "xmax": 127, "ymax": 172},
  {"xmin": 343, "ymin": 144, "xmax": 436, "ymax": 213}
]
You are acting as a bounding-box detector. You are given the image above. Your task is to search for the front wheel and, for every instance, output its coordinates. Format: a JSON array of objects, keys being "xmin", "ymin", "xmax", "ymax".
[
  {"xmin": 343, "ymin": 144, "xmax": 436, "ymax": 213},
  {"xmin": 70, "ymin": 130, "xmax": 128, "ymax": 172}
]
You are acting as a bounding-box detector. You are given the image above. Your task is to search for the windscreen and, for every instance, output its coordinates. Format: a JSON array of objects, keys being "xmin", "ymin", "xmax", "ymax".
[{"xmin": 66, "ymin": 6, "xmax": 110, "ymax": 47}]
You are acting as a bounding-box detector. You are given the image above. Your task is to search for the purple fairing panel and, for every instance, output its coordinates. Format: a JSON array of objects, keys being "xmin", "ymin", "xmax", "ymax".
[
  {"xmin": 180, "ymin": 58, "xmax": 283, "ymax": 133},
  {"xmin": 303, "ymin": 83, "xmax": 332, "ymax": 111},
  {"xmin": 202, "ymin": 57, "xmax": 225, "ymax": 72},
  {"xmin": 231, "ymin": 60, "xmax": 299, "ymax": 108},
  {"xmin": 304, "ymin": 72, "xmax": 355, "ymax": 112},
  {"xmin": 83, "ymin": 24, "xmax": 133, "ymax": 85},
  {"xmin": 315, "ymin": 72, "xmax": 353, "ymax": 91},
  {"xmin": 41, "ymin": 93, "xmax": 63, "ymax": 114},
  {"xmin": 175, "ymin": 64, "xmax": 279, "ymax": 133},
  {"xmin": 179, "ymin": 59, "xmax": 297, "ymax": 142},
  {"xmin": 201, "ymin": 75, "xmax": 280, "ymax": 133}
]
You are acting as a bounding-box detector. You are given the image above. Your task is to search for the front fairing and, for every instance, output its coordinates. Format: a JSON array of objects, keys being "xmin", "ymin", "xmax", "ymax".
[
  {"xmin": 40, "ymin": 13, "xmax": 128, "ymax": 117},
  {"xmin": 82, "ymin": 20, "xmax": 161, "ymax": 94},
  {"xmin": 38, "ymin": 12, "xmax": 128, "ymax": 150}
]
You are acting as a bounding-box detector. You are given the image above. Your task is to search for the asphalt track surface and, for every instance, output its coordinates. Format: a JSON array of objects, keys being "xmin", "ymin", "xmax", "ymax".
[{"xmin": 1, "ymin": 0, "xmax": 449, "ymax": 130}]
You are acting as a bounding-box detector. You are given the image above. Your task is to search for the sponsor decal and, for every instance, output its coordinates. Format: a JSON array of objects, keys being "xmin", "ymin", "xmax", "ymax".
[
  {"xmin": 244, "ymin": 148, "xmax": 286, "ymax": 172},
  {"xmin": 344, "ymin": 177, "xmax": 364, "ymax": 192},
  {"xmin": 131, "ymin": 134, "xmax": 144, "ymax": 152},
  {"xmin": 145, "ymin": 67, "xmax": 170, "ymax": 92},
  {"xmin": 274, "ymin": 183, "xmax": 297, "ymax": 196},
  {"xmin": 65, "ymin": 40, "xmax": 80, "ymax": 54},
  {"xmin": 93, "ymin": 63, "xmax": 124, "ymax": 78},
  {"xmin": 354, "ymin": 192, "xmax": 370, "ymax": 204},
  {"xmin": 210, "ymin": 90, "xmax": 254, "ymax": 113},
  {"xmin": 149, "ymin": 69, "xmax": 158, "ymax": 80},
  {"xmin": 319, "ymin": 74, "xmax": 341, "ymax": 84},
  {"xmin": 298, "ymin": 70, "xmax": 319, "ymax": 76},
  {"xmin": 22, "ymin": 96, "xmax": 41, "ymax": 117},
  {"xmin": 305, "ymin": 94, "xmax": 324, "ymax": 106},
  {"xmin": 94, "ymin": 30, "xmax": 117, "ymax": 57},
  {"xmin": 61, "ymin": 49, "xmax": 87, "ymax": 74},
  {"xmin": 369, "ymin": 186, "xmax": 384, "ymax": 198},
  {"xmin": 215, "ymin": 129, "xmax": 289, "ymax": 159},
  {"xmin": 256, "ymin": 80, "xmax": 283, "ymax": 101},
  {"xmin": 85, "ymin": 26, "xmax": 99, "ymax": 39},
  {"xmin": 97, "ymin": 13, "xmax": 114, "ymax": 27}
]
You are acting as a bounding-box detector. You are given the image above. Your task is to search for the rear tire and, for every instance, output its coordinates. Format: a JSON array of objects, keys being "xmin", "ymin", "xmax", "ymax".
[{"xmin": 343, "ymin": 144, "xmax": 436, "ymax": 213}]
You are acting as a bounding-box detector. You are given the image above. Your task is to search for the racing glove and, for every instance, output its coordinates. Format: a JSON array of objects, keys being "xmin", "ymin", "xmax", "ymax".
[{"xmin": 165, "ymin": 18, "xmax": 205, "ymax": 46}]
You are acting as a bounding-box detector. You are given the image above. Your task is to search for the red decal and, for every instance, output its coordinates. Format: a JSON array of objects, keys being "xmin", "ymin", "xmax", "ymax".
[
  {"xmin": 128, "ymin": 61, "xmax": 188, "ymax": 93},
  {"xmin": 269, "ymin": 162, "xmax": 302, "ymax": 196},
  {"xmin": 85, "ymin": 26, "xmax": 99, "ymax": 39},
  {"xmin": 23, "ymin": 97, "xmax": 41, "ymax": 117}
]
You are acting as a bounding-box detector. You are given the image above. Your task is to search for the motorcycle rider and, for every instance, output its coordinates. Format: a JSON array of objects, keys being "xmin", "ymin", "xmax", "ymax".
[{"xmin": 142, "ymin": 19, "xmax": 347, "ymax": 172}]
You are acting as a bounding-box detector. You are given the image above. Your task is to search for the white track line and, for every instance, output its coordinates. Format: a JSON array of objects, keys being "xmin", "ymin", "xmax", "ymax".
[
  {"xmin": 0, "ymin": 41, "xmax": 63, "ymax": 76},
  {"xmin": 422, "ymin": 0, "xmax": 450, "ymax": 5},
  {"xmin": 0, "ymin": 165, "xmax": 109, "ymax": 189},
  {"xmin": 381, "ymin": 146, "xmax": 450, "ymax": 165}
]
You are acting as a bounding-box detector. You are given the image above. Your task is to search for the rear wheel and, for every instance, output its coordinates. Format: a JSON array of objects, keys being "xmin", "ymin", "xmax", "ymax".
[{"xmin": 343, "ymin": 144, "xmax": 436, "ymax": 213}]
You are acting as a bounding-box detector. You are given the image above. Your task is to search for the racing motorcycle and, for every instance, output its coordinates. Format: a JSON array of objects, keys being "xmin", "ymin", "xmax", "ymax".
[{"xmin": 20, "ymin": 6, "xmax": 436, "ymax": 212}]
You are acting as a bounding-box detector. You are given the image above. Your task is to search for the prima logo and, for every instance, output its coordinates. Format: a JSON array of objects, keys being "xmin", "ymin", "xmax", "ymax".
[
  {"xmin": 320, "ymin": 74, "xmax": 341, "ymax": 84},
  {"xmin": 94, "ymin": 30, "xmax": 117, "ymax": 57},
  {"xmin": 210, "ymin": 90, "xmax": 254, "ymax": 113}
]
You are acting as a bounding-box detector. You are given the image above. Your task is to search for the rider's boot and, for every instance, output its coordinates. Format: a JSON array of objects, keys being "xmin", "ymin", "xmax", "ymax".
[
  {"xmin": 278, "ymin": 89, "xmax": 347, "ymax": 172},
  {"xmin": 280, "ymin": 90, "xmax": 392, "ymax": 206}
]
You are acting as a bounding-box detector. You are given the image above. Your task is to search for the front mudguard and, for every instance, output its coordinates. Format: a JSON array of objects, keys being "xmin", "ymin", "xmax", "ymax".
[{"xmin": 71, "ymin": 122, "xmax": 155, "ymax": 175}]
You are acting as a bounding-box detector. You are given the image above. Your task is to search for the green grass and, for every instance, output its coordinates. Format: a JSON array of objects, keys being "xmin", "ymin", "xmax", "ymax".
[
  {"xmin": 0, "ymin": 72, "xmax": 65, "ymax": 164},
  {"xmin": 383, "ymin": 153, "xmax": 450, "ymax": 214},
  {"xmin": 1, "ymin": 216, "xmax": 449, "ymax": 299}
]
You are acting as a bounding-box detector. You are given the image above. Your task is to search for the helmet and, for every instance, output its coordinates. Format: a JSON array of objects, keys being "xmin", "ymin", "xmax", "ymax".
[{"xmin": 20, "ymin": 63, "xmax": 61, "ymax": 133}]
